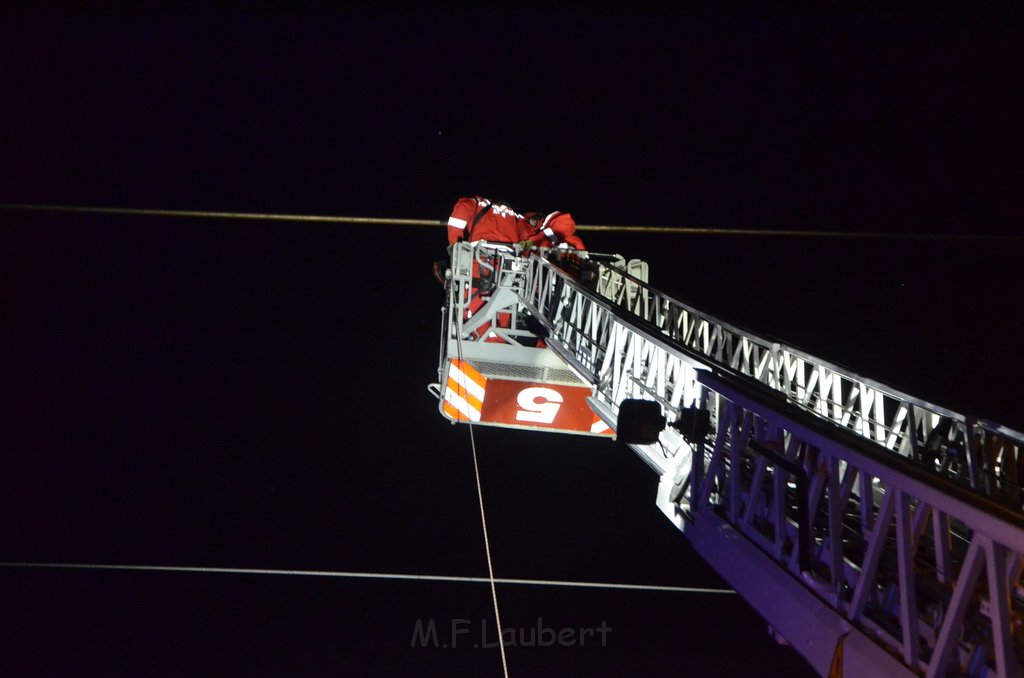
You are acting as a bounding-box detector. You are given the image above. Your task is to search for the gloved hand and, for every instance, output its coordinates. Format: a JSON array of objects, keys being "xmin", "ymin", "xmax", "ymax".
[{"xmin": 517, "ymin": 239, "xmax": 534, "ymax": 252}]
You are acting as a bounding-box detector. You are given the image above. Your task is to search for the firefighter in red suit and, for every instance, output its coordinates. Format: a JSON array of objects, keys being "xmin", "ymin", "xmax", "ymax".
[
  {"xmin": 445, "ymin": 197, "xmax": 527, "ymax": 342},
  {"xmin": 447, "ymin": 196, "xmax": 527, "ymax": 245},
  {"xmin": 519, "ymin": 210, "xmax": 586, "ymax": 250}
]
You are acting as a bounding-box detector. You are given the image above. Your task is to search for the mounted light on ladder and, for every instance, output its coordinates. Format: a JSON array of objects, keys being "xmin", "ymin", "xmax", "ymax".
[{"xmin": 615, "ymin": 400, "xmax": 712, "ymax": 446}]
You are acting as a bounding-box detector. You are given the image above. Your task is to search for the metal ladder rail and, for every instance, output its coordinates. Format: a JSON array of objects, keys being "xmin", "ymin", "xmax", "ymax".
[{"xmin": 582, "ymin": 256, "xmax": 1024, "ymax": 511}]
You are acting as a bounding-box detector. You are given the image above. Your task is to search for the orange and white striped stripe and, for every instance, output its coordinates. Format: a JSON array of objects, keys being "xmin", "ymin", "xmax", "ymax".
[
  {"xmin": 443, "ymin": 359, "xmax": 487, "ymax": 422},
  {"xmin": 591, "ymin": 414, "xmax": 613, "ymax": 435}
]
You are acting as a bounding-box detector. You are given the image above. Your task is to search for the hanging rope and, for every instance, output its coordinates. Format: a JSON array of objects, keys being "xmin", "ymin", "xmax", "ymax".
[
  {"xmin": 2, "ymin": 203, "xmax": 1020, "ymax": 240},
  {"xmin": 454, "ymin": 270, "xmax": 510, "ymax": 678}
]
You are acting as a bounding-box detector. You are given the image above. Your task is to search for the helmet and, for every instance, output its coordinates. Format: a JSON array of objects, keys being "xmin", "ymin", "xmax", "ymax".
[{"xmin": 523, "ymin": 211, "xmax": 541, "ymax": 227}]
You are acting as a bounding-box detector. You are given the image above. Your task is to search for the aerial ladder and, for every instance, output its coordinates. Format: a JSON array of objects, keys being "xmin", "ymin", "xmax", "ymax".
[{"xmin": 430, "ymin": 240, "xmax": 1024, "ymax": 677}]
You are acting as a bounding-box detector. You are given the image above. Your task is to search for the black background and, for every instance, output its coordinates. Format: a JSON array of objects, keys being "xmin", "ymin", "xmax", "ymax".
[{"xmin": 2, "ymin": 7, "xmax": 1022, "ymax": 676}]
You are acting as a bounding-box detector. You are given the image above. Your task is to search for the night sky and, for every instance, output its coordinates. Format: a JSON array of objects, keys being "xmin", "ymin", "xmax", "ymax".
[{"xmin": 2, "ymin": 7, "xmax": 1022, "ymax": 676}]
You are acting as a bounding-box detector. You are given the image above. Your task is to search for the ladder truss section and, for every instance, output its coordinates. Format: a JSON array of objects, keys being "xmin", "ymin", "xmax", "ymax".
[
  {"xmin": 687, "ymin": 369, "xmax": 1024, "ymax": 677},
  {"xmin": 522, "ymin": 254, "xmax": 707, "ymax": 476},
  {"xmin": 560, "ymin": 256, "xmax": 1024, "ymax": 511}
]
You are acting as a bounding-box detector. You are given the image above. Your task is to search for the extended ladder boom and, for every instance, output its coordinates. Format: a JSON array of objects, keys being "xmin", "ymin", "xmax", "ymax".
[{"xmin": 436, "ymin": 242, "xmax": 1024, "ymax": 677}]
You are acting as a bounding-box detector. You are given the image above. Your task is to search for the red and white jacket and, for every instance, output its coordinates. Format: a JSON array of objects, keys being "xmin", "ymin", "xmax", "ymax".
[
  {"xmin": 447, "ymin": 196, "xmax": 526, "ymax": 245},
  {"xmin": 522, "ymin": 211, "xmax": 585, "ymax": 250}
]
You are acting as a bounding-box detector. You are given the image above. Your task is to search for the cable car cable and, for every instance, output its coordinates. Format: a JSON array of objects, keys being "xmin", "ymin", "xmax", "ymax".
[
  {"xmin": 0, "ymin": 561, "xmax": 736, "ymax": 594},
  {"xmin": 2, "ymin": 203, "xmax": 1020, "ymax": 240}
]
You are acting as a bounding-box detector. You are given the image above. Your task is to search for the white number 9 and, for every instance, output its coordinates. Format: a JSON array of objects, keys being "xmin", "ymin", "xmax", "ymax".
[{"xmin": 515, "ymin": 387, "xmax": 563, "ymax": 424}]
